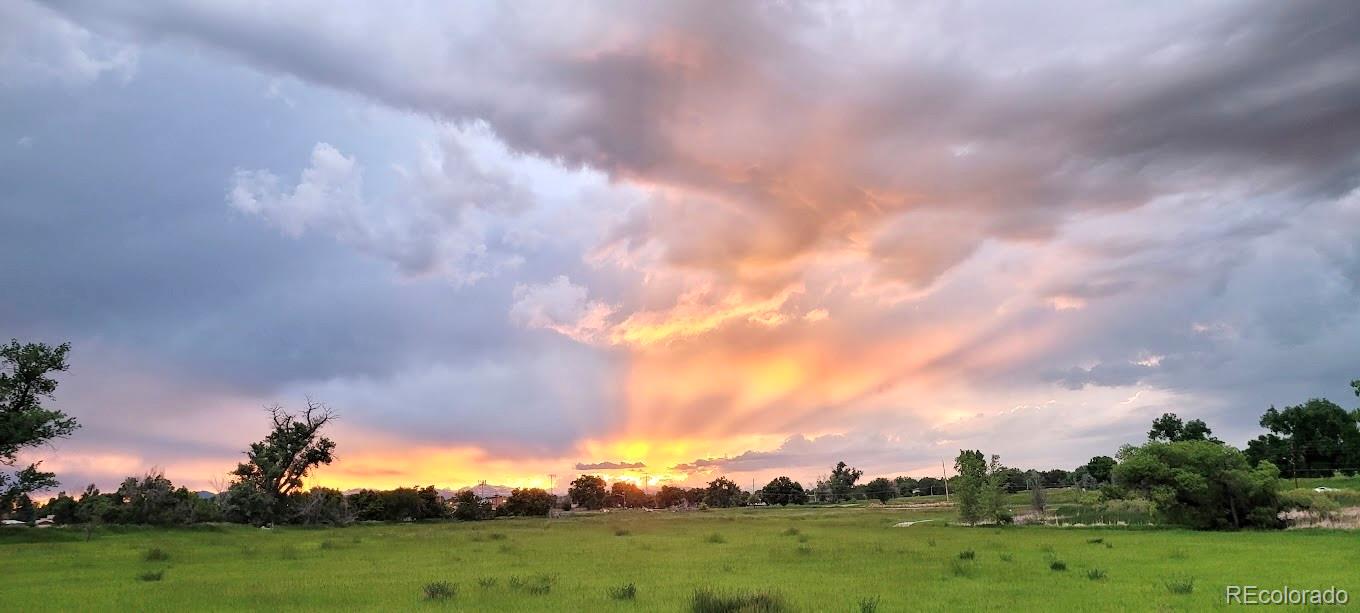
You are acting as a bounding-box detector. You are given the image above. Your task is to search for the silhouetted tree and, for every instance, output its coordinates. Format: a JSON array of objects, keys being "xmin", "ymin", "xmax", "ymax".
[
  {"xmin": 703, "ymin": 476, "xmax": 743, "ymax": 507},
  {"xmin": 569, "ymin": 475, "xmax": 608, "ymax": 510},
  {"xmin": 224, "ymin": 399, "xmax": 336, "ymax": 524},
  {"xmin": 503, "ymin": 488, "xmax": 554, "ymax": 516},
  {"xmin": 864, "ymin": 477, "xmax": 896, "ymax": 503},
  {"xmin": 1, "ymin": 340, "xmax": 78, "ymax": 511},
  {"xmin": 760, "ymin": 476, "xmax": 807, "ymax": 505},
  {"xmin": 827, "ymin": 461, "xmax": 863, "ymax": 502}
]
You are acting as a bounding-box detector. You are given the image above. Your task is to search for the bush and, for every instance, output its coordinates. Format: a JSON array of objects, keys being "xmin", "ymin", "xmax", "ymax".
[
  {"xmin": 1049, "ymin": 560, "xmax": 1067, "ymax": 571},
  {"xmin": 607, "ymin": 583, "xmax": 637, "ymax": 600},
  {"xmin": 691, "ymin": 588, "xmax": 787, "ymax": 613},
  {"xmin": 143, "ymin": 548, "xmax": 169, "ymax": 562},
  {"xmin": 137, "ymin": 570, "xmax": 164, "ymax": 582},
  {"xmin": 422, "ymin": 581, "xmax": 456, "ymax": 601}
]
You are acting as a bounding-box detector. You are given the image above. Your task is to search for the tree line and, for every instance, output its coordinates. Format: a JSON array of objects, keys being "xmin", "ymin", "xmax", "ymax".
[{"xmin": 4, "ymin": 338, "xmax": 1359, "ymax": 530}]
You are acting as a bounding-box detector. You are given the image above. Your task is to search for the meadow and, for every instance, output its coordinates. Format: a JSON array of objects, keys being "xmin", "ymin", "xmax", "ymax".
[{"xmin": 3, "ymin": 503, "xmax": 1357, "ymax": 612}]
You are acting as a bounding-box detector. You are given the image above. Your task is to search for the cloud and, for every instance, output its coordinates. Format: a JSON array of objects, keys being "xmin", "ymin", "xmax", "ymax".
[
  {"xmin": 510, "ymin": 276, "xmax": 616, "ymax": 344},
  {"xmin": 574, "ymin": 461, "xmax": 645, "ymax": 471},
  {"xmin": 1, "ymin": 1, "xmax": 137, "ymax": 88}
]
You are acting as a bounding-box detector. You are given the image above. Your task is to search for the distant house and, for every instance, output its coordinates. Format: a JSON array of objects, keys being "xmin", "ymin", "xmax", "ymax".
[{"xmin": 487, "ymin": 494, "xmax": 508, "ymax": 509}]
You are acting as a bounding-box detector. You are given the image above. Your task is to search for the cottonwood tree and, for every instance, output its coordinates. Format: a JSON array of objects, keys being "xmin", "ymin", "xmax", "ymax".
[
  {"xmin": 954, "ymin": 450, "xmax": 987, "ymax": 525},
  {"xmin": 1245, "ymin": 398, "xmax": 1360, "ymax": 477},
  {"xmin": 1148, "ymin": 413, "xmax": 1218, "ymax": 443},
  {"xmin": 569, "ymin": 474, "xmax": 607, "ymax": 510},
  {"xmin": 1, "ymin": 340, "xmax": 79, "ymax": 513},
  {"xmin": 1115, "ymin": 440, "xmax": 1282, "ymax": 530},
  {"xmin": 827, "ymin": 461, "xmax": 863, "ymax": 502},
  {"xmin": 223, "ymin": 400, "xmax": 336, "ymax": 524}
]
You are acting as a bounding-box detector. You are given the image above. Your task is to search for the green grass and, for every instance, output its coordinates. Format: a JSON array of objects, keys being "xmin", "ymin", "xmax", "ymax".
[{"xmin": 1, "ymin": 506, "xmax": 1357, "ymax": 611}]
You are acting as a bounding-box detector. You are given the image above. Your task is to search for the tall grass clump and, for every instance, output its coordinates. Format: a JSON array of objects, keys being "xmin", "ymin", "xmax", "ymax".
[
  {"xmin": 705, "ymin": 532, "xmax": 727, "ymax": 544},
  {"xmin": 137, "ymin": 570, "xmax": 164, "ymax": 582},
  {"xmin": 957, "ymin": 549, "xmax": 975, "ymax": 560},
  {"xmin": 143, "ymin": 548, "xmax": 169, "ymax": 562},
  {"xmin": 1049, "ymin": 560, "xmax": 1067, "ymax": 571},
  {"xmin": 690, "ymin": 587, "xmax": 787, "ymax": 613},
  {"xmin": 508, "ymin": 574, "xmax": 555, "ymax": 596},
  {"xmin": 1086, "ymin": 568, "xmax": 1107, "ymax": 581},
  {"xmin": 949, "ymin": 559, "xmax": 977, "ymax": 578},
  {"xmin": 607, "ymin": 583, "xmax": 637, "ymax": 600},
  {"xmin": 476, "ymin": 577, "xmax": 497, "ymax": 589},
  {"xmin": 780, "ymin": 527, "xmax": 800, "ymax": 536},
  {"xmin": 422, "ymin": 581, "xmax": 456, "ymax": 601},
  {"xmin": 613, "ymin": 527, "xmax": 631, "ymax": 537},
  {"xmin": 1165, "ymin": 577, "xmax": 1195, "ymax": 595},
  {"xmin": 858, "ymin": 596, "xmax": 880, "ymax": 612}
]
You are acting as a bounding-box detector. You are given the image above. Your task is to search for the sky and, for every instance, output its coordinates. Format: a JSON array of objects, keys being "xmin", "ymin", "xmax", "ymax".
[{"xmin": 3, "ymin": 0, "xmax": 1359, "ymax": 495}]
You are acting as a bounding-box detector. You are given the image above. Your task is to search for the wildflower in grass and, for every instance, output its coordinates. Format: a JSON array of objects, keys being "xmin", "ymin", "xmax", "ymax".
[
  {"xmin": 1050, "ymin": 560, "xmax": 1067, "ymax": 571},
  {"xmin": 422, "ymin": 581, "xmax": 456, "ymax": 601}
]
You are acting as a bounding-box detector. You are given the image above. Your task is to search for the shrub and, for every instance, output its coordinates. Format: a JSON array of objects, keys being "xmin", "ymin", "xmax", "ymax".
[
  {"xmin": 705, "ymin": 532, "xmax": 726, "ymax": 544},
  {"xmin": 422, "ymin": 581, "xmax": 457, "ymax": 601},
  {"xmin": 1165, "ymin": 577, "xmax": 1195, "ymax": 594},
  {"xmin": 1087, "ymin": 568, "xmax": 1107, "ymax": 581},
  {"xmin": 143, "ymin": 548, "xmax": 169, "ymax": 562},
  {"xmin": 690, "ymin": 587, "xmax": 787, "ymax": 613},
  {"xmin": 957, "ymin": 549, "xmax": 975, "ymax": 560},
  {"xmin": 1050, "ymin": 560, "xmax": 1067, "ymax": 571},
  {"xmin": 858, "ymin": 596, "xmax": 880, "ymax": 613},
  {"xmin": 137, "ymin": 570, "xmax": 164, "ymax": 582},
  {"xmin": 607, "ymin": 583, "xmax": 637, "ymax": 600}
]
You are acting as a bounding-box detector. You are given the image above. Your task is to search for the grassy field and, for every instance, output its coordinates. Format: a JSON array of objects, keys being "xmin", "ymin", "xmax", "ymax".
[{"xmin": 2, "ymin": 505, "xmax": 1357, "ymax": 612}]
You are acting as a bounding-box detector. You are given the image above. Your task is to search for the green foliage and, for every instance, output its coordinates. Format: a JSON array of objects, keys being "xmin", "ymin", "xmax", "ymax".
[
  {"xmin": 1049, "ymin": 560, "xmax": 1067, "ymax": 571},
  {"xmin": 501, "ymin": 487, "xmax": 554, "ymax": 517},
  {"xmin": 893, "ymin": 476, "xmax": 918, "ymax": 497},
  {"xmin": 703, "ymin": 477, "xmax": 743, "ymax": 508},
  {"xmin": 1086, "ymin": 568, "xmax": 1107, "ymax": 581},
  {"xmin": 290, "ymin": 487, "xmax": 354, "ymax": 524},
  {"xmin": 953, "ymin": 450, "xmax": 986, "ymax": 525},
  {"xmin": 825, "ymin": 462, "xmax": 863, "ymax": 502},
  {"xmin": 956, "ymin": 549, "xmax": 974, "ymax": 560},
  {"xmin": 761, "ymin": 476, "xmax": 807, "ymax": 505},
  {"xmin": 863, "ymin": 478, "xmax": 895, "ymax": 503},
  {"xmin": 858, "ymin": 596, "xmax": 879, "ymax": 612},
  {"xmin": 705, "ymin": 532, "xmax": 726, "ymax": 544},
  {"xmin": 451, "ymin": 490, "xmax": 493, "ymax": 521},
  {"xmin": 606, "ymin": 583, "xmax": 636, "ymax": 600},
  {"xmin": 568, "ymin": 475, "xmax": 607, "ymax": 510},
  {"xmin": 144, "ymin": 547, "xmax": 169, "ymax": 562},
  {"xmin": 1080, "ymin": 456, "xmax": 1117, "ymax": 484},
  {"xmin": 507, "ymin": 574, "xmax": 554, "ymax": 595},
  {"xmin": 690, "ymin": 587, "xmax": 787, "ymax": 613},
  {"xmin": 1148, "ymin": 413, "xmax": 1218, "ymax": 443},
  {"xmin": 608, "ymin": 481, "xmax": 651, "ymax": 508},
  {"xmin": 1246, "ymin": 398, "xmax": 1360, "ymax": 477},
  {"xmin": 948, "ymin": 559, "xmax": 976, "ymax": 578},
  {"xmin": 1114, "ymin": 440, "xmax": 1282, "ymax": 529},
  {"xmin": 1, "ymin": 340, "xmax": 77, "ymax": 510},
  {"xmin": 422, "ymin": 581, "xmax": 456, "ymax": 600}
]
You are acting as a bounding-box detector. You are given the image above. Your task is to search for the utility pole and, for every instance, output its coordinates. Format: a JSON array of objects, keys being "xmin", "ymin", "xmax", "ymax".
[{"xmin": 941, "ymin": 459, "xmax": 950, "ymax": 503}]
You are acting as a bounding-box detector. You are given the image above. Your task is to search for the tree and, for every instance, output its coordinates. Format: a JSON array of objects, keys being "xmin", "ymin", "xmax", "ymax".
[
  {"xmin": 916, "ymin": 477, "xmax": 944, "ymax": 496},
  {"xmin": 503, "ymin": 488, "xmax": 554, "ymax": 516},
  {"xmin": 761, "ymin": 476, "xmax": 807, "ymax": 505},
  {"xmin": 1, "ymin": 340, "xmax": 78, "ymax": 510},
  {"xmin": 452, "ymin": 490, "xmax": 493, "ymax": 520},
  {"xmin": 1114, "ymin": 440, "xmax": 1282, "ymax": 530},
  {"xmin": 827, "ymin": 461, "xmax": 863, "ymax": 502},
  {"xmin": 864, "ymin": 477, "xmax": 896, "ymax": 503},
  {"xmin": 1081, "ymin": 456, "xmax": 1117, "ymax": 484},
  {"xmin": 980, "ymin": 455, "xmax": 1008, "ymax": 522},
  {"xmin": 117, "ymin": 472, "xmax": 193, "ymax": 525},
  {"xmin": 893, "ymin": 476, "xmax": 918, "ymax": 497},
  {"xmin": 656, "ymin": 485, "xmax": 688, "ymax": 508},
  {"xmin": 703, "ymin": 476, "xmax": 743, "ymax": 508},
  {"xmin": 1149, "ymin": 412, "xmax": 1218, "ymax": 443},
  {"xmin": 1026, "ymin": 471, "xmax": 1046, "ymax": 513},
  {"xmin": 291, "ymin": 487, "xmax": 352, "ymax": 524},
  {"xmin": 228, "ymin": 400, "xmax": 336, "ymax": 524},
  {"xmin": 609, "ymin": 481, "xmax": 650, "ymax": 508},
  {"xmin": 1245, "ymin": 399, "xmax": 1360, "ymax": 477},
  {"xmin": 954, "ymin": 450, "xmax": 987, "ymax": 525},
  {"xmin": 569, "ymin": 475, "xmax": 607, "ymax": 510}
]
